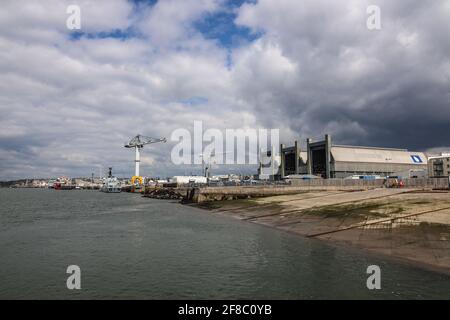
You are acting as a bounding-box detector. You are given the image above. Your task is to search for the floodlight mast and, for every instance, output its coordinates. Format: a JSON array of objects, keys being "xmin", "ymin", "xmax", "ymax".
[
  {"xmin": 124, "ymin": 134, "xmax": 166, "ymax": 182},
  {"xmin": 198, "ymin": 151, "xmax": 230, "ymax": 178}
]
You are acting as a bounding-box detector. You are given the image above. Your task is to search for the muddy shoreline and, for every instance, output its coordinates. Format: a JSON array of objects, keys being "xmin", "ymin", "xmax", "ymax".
[{"xmin": 189, "ymin": 189, "xmax": 450, "ymax": 276}]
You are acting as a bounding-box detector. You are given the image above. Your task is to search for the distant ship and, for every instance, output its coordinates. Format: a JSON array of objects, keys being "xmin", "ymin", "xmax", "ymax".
[
  {"xmin": 52, "ymin": 177, "xmax": 69, "ymax": 190},
  {"xmin": 100, "ymin": 167, "xmax": 121, "ymax": 193}
]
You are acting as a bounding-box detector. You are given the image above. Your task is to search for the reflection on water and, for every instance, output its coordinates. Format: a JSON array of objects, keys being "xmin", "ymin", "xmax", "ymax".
[{"xmin": 0, "ymin": 188, "xmax": 449, "ymax": 299}]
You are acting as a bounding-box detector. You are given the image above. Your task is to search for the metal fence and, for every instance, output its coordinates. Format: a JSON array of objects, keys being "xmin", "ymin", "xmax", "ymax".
[
  {"xmin": 289, "ymin": 177, "xmax": 449, "ymax": 189},
  {"xmin": 402, "ymin": 177, "xmax": 449, "ymax": 189}
]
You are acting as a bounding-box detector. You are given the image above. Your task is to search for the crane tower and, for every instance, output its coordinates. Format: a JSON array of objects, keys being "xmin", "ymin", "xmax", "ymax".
[{"xmin": 124, "ymin": 134, "xmax": 166, "ymax": 186}]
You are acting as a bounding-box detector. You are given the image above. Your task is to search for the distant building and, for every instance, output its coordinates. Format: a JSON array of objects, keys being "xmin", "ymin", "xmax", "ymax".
[
  {"xmin": 279, "ymin": 134, "xmax": 428, "ymax": 179},
  {"xmin": 428, "ymin": 153, "xmax": 450, "ymax": 177},
  {"xmin": 170, "ymin": 176, "xmax": 207, "ymax": 185},
  {"xmin": 392, "ymin": 168, "xmax": 428, "ymax": 179},
  {"xmin": 30, "ymin": 180, "xmax": 47, "ymax": 188}
]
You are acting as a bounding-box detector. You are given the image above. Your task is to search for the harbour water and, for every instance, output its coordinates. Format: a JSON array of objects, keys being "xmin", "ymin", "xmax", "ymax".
[{"xmin": 0, "ymin": 188, "xmax": 449, "ymax": 299}]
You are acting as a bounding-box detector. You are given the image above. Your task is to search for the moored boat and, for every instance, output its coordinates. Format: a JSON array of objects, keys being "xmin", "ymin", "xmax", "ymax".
[{"xmin": 100, "ymin": 167, "xmax": 121, "ymax": 193}]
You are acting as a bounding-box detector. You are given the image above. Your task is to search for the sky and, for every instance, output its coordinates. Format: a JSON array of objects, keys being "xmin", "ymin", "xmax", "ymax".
[{"xmin": 1, "ymin": 0, "xmax": 450, "ymax": 179}]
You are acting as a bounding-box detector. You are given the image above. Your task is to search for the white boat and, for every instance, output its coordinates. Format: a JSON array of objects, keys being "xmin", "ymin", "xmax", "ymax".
[{"xmin": 100, "ymin": 167, "xmax": 121, "ymax": 193}]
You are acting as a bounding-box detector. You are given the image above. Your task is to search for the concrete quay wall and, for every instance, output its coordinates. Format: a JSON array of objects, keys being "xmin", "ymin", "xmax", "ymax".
[{"xmin": 189, "ymin": 178, "xmax": 449, "ymax": 203}]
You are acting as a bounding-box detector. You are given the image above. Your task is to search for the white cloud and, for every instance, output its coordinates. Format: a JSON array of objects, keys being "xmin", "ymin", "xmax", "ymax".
[{"xmin": 1, "ymin": 0, "xmax": 450, "ymax": 179}]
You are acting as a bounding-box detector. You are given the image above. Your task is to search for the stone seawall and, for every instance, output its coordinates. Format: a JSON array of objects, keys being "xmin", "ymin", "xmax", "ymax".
[
  {"xmin": 187, "ymin": 178, "xmax": 449, "ymax": 203},
  {"xmin": 190, "ymin": 185, "xmax": 370, "ymax": 203}
]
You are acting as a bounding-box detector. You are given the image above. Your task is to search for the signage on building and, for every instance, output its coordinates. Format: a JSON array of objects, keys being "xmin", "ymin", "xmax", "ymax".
[{"xmin": 411, "ymin": 155, "xmax": 423, "ymax": 163}]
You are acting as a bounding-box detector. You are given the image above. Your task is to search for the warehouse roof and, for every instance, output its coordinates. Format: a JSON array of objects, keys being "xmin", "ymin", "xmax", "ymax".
[{"xmin": 331, "ymin": 145, "xmax": 427, "ymax": 165}]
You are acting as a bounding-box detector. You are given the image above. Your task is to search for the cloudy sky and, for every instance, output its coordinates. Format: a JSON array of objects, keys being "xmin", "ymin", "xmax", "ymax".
[{"xmin": 1, "ymin": 0, "xmax": 449, "ymax": 179}]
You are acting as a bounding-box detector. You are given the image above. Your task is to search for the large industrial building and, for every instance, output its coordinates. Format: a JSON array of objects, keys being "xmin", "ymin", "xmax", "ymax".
[{"xmin": 276, "ymin": 134, "xmax": 428, "ymax": 179}]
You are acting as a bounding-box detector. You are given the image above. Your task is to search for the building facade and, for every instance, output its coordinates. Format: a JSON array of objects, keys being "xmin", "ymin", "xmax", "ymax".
[
  {"xmin": 279, "ymin": 141, "xmax": 308, "ymax": 178},
  {"xmin": 279, "ymin": 134, "xmax": 428, "ymax": 179},
  {"xmin": 428, "ymin": 153, "xmax": 450, "ymax": 177}
]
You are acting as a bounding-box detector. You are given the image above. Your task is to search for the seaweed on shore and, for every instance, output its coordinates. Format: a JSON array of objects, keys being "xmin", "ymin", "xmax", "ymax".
[
  {"xmin": 301, "ymin": 202, "xmax": 399, "ymax": 219},
  {"xmin": 196, "ymin": 198, "xmax": 259, "ymax": 210}
]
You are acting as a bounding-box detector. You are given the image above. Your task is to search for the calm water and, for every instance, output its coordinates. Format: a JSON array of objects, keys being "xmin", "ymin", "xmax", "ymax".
[{"xmin": 0, "ymin": 188, "xmax": 449, "ymax": 299}]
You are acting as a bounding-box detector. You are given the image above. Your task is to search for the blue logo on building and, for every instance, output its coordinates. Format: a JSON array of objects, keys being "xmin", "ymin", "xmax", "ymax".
[{"xmin": 411, "ymin": 155, "xmax": 423, "ymax": 163}]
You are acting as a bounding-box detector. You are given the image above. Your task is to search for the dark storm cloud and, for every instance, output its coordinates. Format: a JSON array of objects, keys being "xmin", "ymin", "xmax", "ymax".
[
  {"xmin": 0, "ymin": 136, "xmax": 47, "ymax": 154},
  {"xmin": 235, "ymin": 0, "xmax": 450, "ymax": 150}
]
